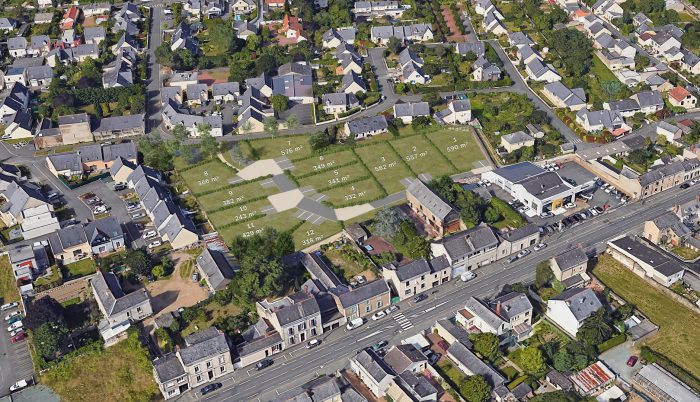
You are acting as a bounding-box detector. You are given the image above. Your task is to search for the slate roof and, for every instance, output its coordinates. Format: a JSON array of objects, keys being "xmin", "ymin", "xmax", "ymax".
[
  {"xmin": 498, "ymin": 224, "xmax": 539, "ymax": 243},
  {"xmin": 84, "ymin": 27, "xmax": 105, "ymax": 42},
  {"xmin": 91, "ymin": 270, "xmax": 149, "ymax": 317},
  {"xmin": 606, "ymin": 98, "xmax": 640, "ymax": 113},
  {"xmin": 455, "ymin": 41, "xmax": 485, "ymax": 57},
  {"xmin": 389, "ymin": 255, "xmax": 450, "ymax": 281},
  {"xmin": 353, "ymin": 349, "xmax": 394, "ymax": 383},
  {"xmin": 634, "ymin": 90, "xmax": 663, "ymax": 108},
  {"xmin": 346, "ymin": 115, "xmax": 387, "ymax": 135},
  {"xmin": 651, "ymin": 211, "xmax": 692, "ymax": 236},
  {"xmin": 384, "ymin": 344, "xmax": 427, "ymax": 373},
  {"xmin": 407, "ymin": 179, "xmax": 458, "ymax": 221},
  {"xmin": 465, "ymin": 296, "xmax": 506, "ymax": 330},
  {"xmin": 212, "ymin": 82, "xmax": 240, "ymax": 97},
  {"xmin": 322, "ymin": 92, "xmax": 358, "ymax": 107},
  {"xmin": 302, "ymin": 252, "xmax": 342, "ymax": 290},
  {"xmin": 341, "ymin": 70, "xmax": 367, "ymax": 92},
  {"xmin": 501, "ymin": 131, "xmax": 533, "ymax": 145},
  {"xmin": 491, "ymin": 161, "xmax": 545, "ymax": 183},
  {"xmin": 518, "ymin": 171, "xmax": 572, "ymax": 201},
  {"xmin": 272, "ymin": 376, "xmax": 341, "ymax": 402},
  {"xmin": 609, "ymin": 235, "xmax": 685, "ymax": 277},
  {"xmin": 434, "ymin": 225, "xmax": 499, "ymax": 260},
  {"xmin": 7, "ymin": 37, "xmax": 27, "ymax": 51},
  {"xmin": 57, "ymin": 113, "xmax": 90, "ymax": 125},
  {"xmin": 492, "ymin": 292, "xmax": 532, "ymax": 321},
  {"xmin": 554, "ymin": 247, "xmax": 588, "ymax": 272},
  {"xmin": 26, "ymin": 66, "xmax": 54, "ymax": 81},
  {"xmin": 447, "ymin": 341, "xmax": 505, "ymax": 387},
  {"xmin": 180, "ymin": 327, "xmax": 230, "ymax": 366},
  {"xmin": 274, "ymin": 294, "xmax": 320, "ymax": 326},
  {"xmin": 549, "ymin": 287, "xmax": 602, "ymax": 322},
  {"xmin": 547, "ymin": 369, "xmax": 574, "ymax": 390},
  {"xmin": 84, "ymin": 217, "xmax": 123, "ymax": 245},
  {"xmin": 396, "ymin": 372, "xmax": 437, "ymax": 398},
  {"xmin": 394, "ymin": 101, "xmax": 430, "ymax": 118},
  {"xmin": 336, "ymin": 279, "xmax": 389, "ymax": 308},
  {"xmin": 92, "ymin": 114, "xmax": 144, "ymax": 134},
  {"xmin": 196, "ymin": 248, "xmax": 236, "ymax": 291},
  {"xmin": 153, "ymin": 353, "xmax": 186, "ymax": 382}
]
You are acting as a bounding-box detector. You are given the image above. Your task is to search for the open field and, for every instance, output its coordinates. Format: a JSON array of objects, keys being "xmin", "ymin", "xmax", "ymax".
[
  {"xmin": 296, "ymin": 162, "xmax": 370, "ymax": 191},
  {"xmin": 390, "ymin": 134, "xmax": 456, "ymax": 177},
  {"xmin": 179, "ymin": 160, "xmax": 238, "ymax": 195},
  {"xmin": 41, "ymin": 331, "xmax": 159, "ymax": 402},
  {"xmin": 291, "ymin": 150, "xmax": 357, "ymax": 178},
  {"xmin": 355, "ymin": 142, "xmax": 414, "ymax": 194},
  {"xmin": 0, "ymin": 256, "xmax": 19, "ymax": 305},
  {"xmin": 293, "ymin": 220, "xmax": 343, "ymax": 249},
  {"xmin": 196, "ymin": 179, "xmax": 277, "ymax": 212},
  {"xmin": 593, "ymin": 254, "xmax": 700, "ymax": 379},
  {"xmin": 207, "ymin": 198, "xmax": 274, "ymax": 227},
  {"xmin": 217, "ymin": 210, "xmax": 301, "ymax": 244},
  {"xmin": 242, "ymin": 136, "xmax": 312, "ymax": 161},
  {"xmin": 426, "ymin": 127, "xmax": 486, "ymax": 172},
  {"xmin": 321, "ymin": 178, "xmax": 386, "ymax": 207}
]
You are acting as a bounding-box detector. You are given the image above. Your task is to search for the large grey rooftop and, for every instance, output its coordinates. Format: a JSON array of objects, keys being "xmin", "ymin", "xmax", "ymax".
[
  {"xmin": 180, "ymin": 327, "xmax": 230, "ymax": 366},
  {"xmin": 549, "ymin": 287, "xmax": 602, "ymax": 322},
  {"xmin": 406, "ymin": 179, "xmax": 457, "ymax": 221}
]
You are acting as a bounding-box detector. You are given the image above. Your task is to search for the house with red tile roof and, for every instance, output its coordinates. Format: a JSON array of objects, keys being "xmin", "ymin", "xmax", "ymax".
[
  {"xmin": 266, "ymin": 0, "xmax": 286, "ymax": 7},
  {"xmin": 62, "ymin": 6, "xmax": 80, "ymax": 30},
  {"xmin": 668, "ymin": 86, "xmax": 697, "ymax": 110},
  {"xmin": 278, "ymin": 15, "xmax": 306, "ymax": 45}
]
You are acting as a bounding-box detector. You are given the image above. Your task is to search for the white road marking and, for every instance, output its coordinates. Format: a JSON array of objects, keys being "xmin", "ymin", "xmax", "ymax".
[{"xmin": 357, "ymin": 330, "xmax": 383, "ymax": 342}]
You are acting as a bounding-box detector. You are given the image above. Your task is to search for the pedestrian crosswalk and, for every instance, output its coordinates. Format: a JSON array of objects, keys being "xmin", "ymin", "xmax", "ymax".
[{"xmin": 394, "ymin": 313, "xmax": 413, "ymax": 331}]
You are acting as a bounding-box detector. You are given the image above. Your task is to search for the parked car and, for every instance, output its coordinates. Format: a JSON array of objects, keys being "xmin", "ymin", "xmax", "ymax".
[
  {"xmin": 7, "ymin": 316, "xmax": 22, "ymax": 325},
  {"xmin": 148, "ymin": 240, "xmax": 162, "ymax": 249},
  {"xmin": 589, "ymin": 208, "xmax": 599, "ymax": 216},
  {"xmin": 93, "ymin": 205, "xmax": 107, "ymax": 214},
  {"xmin": 580, "ymin": 193, "xmax": 593, "ymax": 200},
  {"xmin": 0, "ymin": 302, "xmax": 18, "ymax": 311},
  {"xmin": 9, "ymin": 328, "xmax": 23, "ymax": 337},
  {"xmin": 10, "ymin": 380, "xmax": 28, "ymax": 392},
  {"xmin": 346, "ymin": 318, "xmax": 364, "ymax": 330},
  {"xmin": 5, "ymin": 311, "xmax": 21, "ymax": 321},
  {"xmin": 627, "ymin": 355, "xmax": 638, "ymax": 367},
  {"xmin": 10, "ymin": 332, "xmax": 26, "ymax": 343},
  {"xmin": 47, "ymin": 192, "xmax": 59, "ymax": 199},
  {"xmin": 428, "ymin": 352, "xmax": 441, "ymax": 365},
  {"xmin": 460, "ymin": 271, "xmax": 476, "ymax": 282},
  {"xmin": 594, "ymin": 206, "xmax": 604, "ymax": 214},
  {"xmin": 540, "ymin": 211, "xmax": 553, "ymax": 218},
  {"xmin": 256, "ymin": 359, "xmax": 273, "ymax": 370},
  {"xmin": 506, "ymin": 255, "xmax": 518, "ymax": 264},
  {"xmin": 113, "ymin": 183, "xmax": 127, "ymax": 191},
  {"xmin": 142, "ymin": 230, "xmax": 157, "ymax": 240},
  {"xmin": 306, "ymin": 339, "xmax": 321, "ymax": 349},
  {"xmin": 516, "ymin": 249, "xmax": 530, "ymax": 258},
  {"xmin": 438, "ymin": 340, "xmax": 449, "ymax": 351},
  {"xmin": 533, "ymin": 243, "xmax": 547, "ymax": 251},
  {"xmin": 7, "ymin": 321, "xmax": 22, "ymax": 332},
  {"xmin": 413, "ymin": 294, "xmax": 428, "ymax": 303},
  {"xmin": 200, "ymin": 382, "xmax": 222, "ymax": 395},
  {"xmin": 355, "ymin": 275, "xmax": 366, "ymax": 285},
  {"xmin": 372, "ymin": 340, "xmax": 388, "ymax": 351},
  {"xmin": 564, "ymin": 202, "xmax": 576, "ymax": 209},
  {"xmin": 371, "ymin": 311, "xmax": 386, "ymax": 321},
  {"xmin": 132, "ymin": 212, "xmax": 146, "ymax": 219},
  {"xmin": 384, "ymin": 305, "xmax": 399, "ymax": 315}
]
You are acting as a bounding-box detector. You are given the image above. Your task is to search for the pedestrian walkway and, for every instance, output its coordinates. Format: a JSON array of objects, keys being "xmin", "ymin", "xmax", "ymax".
[{"xmin": 394, "ymin": 313, "xmax": 413, "ymax": 331}]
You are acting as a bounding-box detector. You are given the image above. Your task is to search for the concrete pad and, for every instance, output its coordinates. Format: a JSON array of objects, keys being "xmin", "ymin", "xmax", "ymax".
[
  {"xmin": 237, "ymin": 159, "xmax": 285, "ymax": 181},
  {"xmin": 267, "ymin": 189, "xmax": 304, "ymax": 212},
  {"xmin": 335, "ymin": 203, "xmax": 374, "ymax": 221}
]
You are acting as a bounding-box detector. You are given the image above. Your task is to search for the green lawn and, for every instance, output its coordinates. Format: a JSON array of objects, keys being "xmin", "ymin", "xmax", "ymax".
[
  {"xmin": 390, "ymin": 134, "xmax": 456, "ymax": 177},
  {"xmin": 321, "ymin": 178, "xmax": 386, "ymax": 207},
  {"xmin": 181, "ymin": 302, "xmax": 243, "ymax": 337},
  {"xmin": 355, "ymin": 142, "xmax": 415, "ymax": 194},
  {"xmin": 296, "ymin": 162, "xmax": 370, "ymax": 191},
  {"xmin": 243, "ymin": 136, "xmax": 312, "ymax": 161},
  {"xmin": 290, "ymin": 150, "xmax": 357, "ymax": 178},
  {"xmin": 195, "ymin": 179, "xmax": 277, "ymax": 212},
  {"xmin": 593, "ymin": 254, "xmax": 700, "ymax": 379},
  {"xmin": 63, "ymin": 259, "xmax": 96, "ymax": 280},
  {"xmin": 293, "ymin": 219, "xmax": 343, "ymax": 249},
  {"xmin": 41, "ymin": 330, "xmax": 159, "ymax": 402},
  {"xmin": 207, "ymin": 198, "xmax": 274, "ymax": 227},
  {"xmin": 425, "ymin": 127, "xmax": 487, "ymax": 172},
  {"xmin": 0, "ymin": 256, "xmax": 19, "ymax": 305},
  {"xmin": 671, "ymin": 246, "xmax": 700, "ymax": 260},
  {"xmin": 217, "ymin": 210, "xmax": 301, "ymax": 244},
  {"xmin": 179, "ymin": 160, "xmax": 238, "ymax": 195}
]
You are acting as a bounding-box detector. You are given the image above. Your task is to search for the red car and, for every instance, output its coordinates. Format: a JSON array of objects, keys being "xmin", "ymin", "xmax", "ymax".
[
  {"xmin": 437, "ymin": 340, "xmax": 449, "ymax": 351},
  {"xmin": 11, "ymin": 332, "xmax": 26, "ymax": 343},
  {"xmin": 626, "ymin": 355, "xmax": 638, "ymax": 367}
]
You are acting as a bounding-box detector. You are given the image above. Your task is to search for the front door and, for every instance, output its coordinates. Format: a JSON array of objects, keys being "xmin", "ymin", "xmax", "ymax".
[{"xmin": 300, "ymin": 332, "xmax": 306, "ymax": 342}]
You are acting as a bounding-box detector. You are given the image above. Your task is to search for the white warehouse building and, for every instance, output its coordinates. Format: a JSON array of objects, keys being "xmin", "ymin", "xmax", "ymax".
[{"xmin": 481, "ymin": 162, "xmax": 596, "ymax": 215}]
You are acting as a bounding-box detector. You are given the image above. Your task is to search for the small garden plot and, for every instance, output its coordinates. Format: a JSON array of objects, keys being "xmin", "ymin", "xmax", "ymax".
[
  {"xmin": 63, "ymin": 259, "xmax": 97, "ymax": 280},
  {"xmin": 390, "ymin": 135, "xmax": 456, "ymax": 177},
  {"xmin": 179, "ymin": 160, "xmax": 238, "ymax": 195},
  {"xmin": 296, "ymin": 162, "xmax": 370, "ymax": 191},
  {"xmin": 321, "ymin": 178, "xmax": 386, "ymax": 208},
  {"xmin": 322, "ymin": 244, "xmax": 376, "ymax": 283},
  {"xmin": 293, "ymin": 220, "xmax": 343, "ymax": 249},
  {"xmin": 242, "ymin": 136, "xmax": 312, "ymax": 161},
  {"xmin": 217, "ymin": 210, "xmax": 301, "ymax": 244},
  {"xmin": 0, "ymin": 256, "xmax": 19, "ymax": 304},
  {"xmin": 291, "ymin": 150, "xmax": 357, "ymax": 178},
  {"xmin": 355, "ymin": 142, "xmax": 415, "ymax": 194},
  {"xmin": 196, "ymin": 179, "xmax": 277, "ymax": 213},
  {"xmin": 427, "ymin": 127, "xmax": 487, "ymax": 172},
  {"xmin": 207, "ymin": 198, "xmax": 275, "ymax": 227}
]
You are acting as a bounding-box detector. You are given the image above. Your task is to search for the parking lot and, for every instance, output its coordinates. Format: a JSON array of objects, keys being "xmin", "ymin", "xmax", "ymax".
[{"xmin": 0, "ymin": 305, "xmax": 34, "ymax": 397}]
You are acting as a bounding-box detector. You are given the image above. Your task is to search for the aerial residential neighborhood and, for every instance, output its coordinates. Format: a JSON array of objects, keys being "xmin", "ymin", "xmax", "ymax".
[{"xmin": 0, "ymin": 0, "xmax": 699, "ymax": 401}]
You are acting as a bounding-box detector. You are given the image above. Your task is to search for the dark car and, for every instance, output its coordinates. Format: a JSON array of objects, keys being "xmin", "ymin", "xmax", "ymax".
[
  {"xmin": 680, "ymin": 183, "xmax": 690, "ymax": 189},
  {"xmin": 428, "ymin": 352, "xmax": 441, "ymax": 365},
  {"xmin": 200, "ymin": 383, "xmax": 222, "ymax": 395},
  {"xmin": 627, "ymin": 355, "xmax": 638, "ymax": 367},
  {"xmin": 256, "ymin": 359, "xmax": 273, "ymax": 370},
  {"xmin": 594, "ymin": 206, "xmax": 604, "ymax": 213},
  {"xmin": 372, "ymin": 340, "xmax": 388, "ymax": 351},
  {"xmin": 113, "ymin": 183, "xmax": 127, "ymax": 191},
  {"xmin": 413, "ymin": 294, "xmax": 428, "ymax": 303},
  {"xmin": 437, "ymin": 340, "xmax": 449, "ymax": 351}
]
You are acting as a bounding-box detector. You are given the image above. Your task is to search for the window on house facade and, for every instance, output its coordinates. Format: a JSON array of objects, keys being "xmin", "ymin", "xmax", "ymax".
[
  {"xmin": 311, "ymin": 328, "xmax": 317, "ymax": 336},
  {"xmin": 289, "ymin": 336, "xmax": 295, "ymax": 345},
  {"xmin": 196, "ymin": 375, "xmax": 202, "ymax": 383},
  {"xmin": 137, "ymin": 306, "xmax": 142, "ymax": 313},
  {"xmin": 365, "ymin": 304, "xmax": 371, "ymax": 312},
  {"xmin": 219, "ymin": 356, "xmax": 226, "ymax": 364},
  {"xmin": 288, "ymin": 327, "xmax": 294, "ymax": 335},
  {"xmin": 377, "ymin": 300, "xmax": 383, "ymax": 308},
  {"xmin": 298, "ymin": 322, "xmax": 305, "ymax": 331},
  {"xmin": 220, "ymin": 366, "xmax": 226, "ymax": 373},
  {"xmin": 194, "ymin": 366, "xmax": 200, "ymax": 373},
  {"xmin": 311, "ymin": 318, "xmax": 316, "ymax": 327},
  {"xmin": 206, "ymin": 361, "xmax": 212, "ymax": 369}
]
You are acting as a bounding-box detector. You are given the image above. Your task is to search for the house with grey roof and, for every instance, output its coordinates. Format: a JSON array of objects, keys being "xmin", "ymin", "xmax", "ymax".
[
  {"xmin": 91, "ymin": 270, "xmax": 152, "ymax": 344},
  {"xmin": 211, "ymin": 82, "xmax": 240, "ymax": 104},
  {"xmin": 543, "ymin": 81, "xmax": 587, "ymax": 111},
  {"xmin": 631, "ymin": 90, "xmax": 664, "ymax": 115},
  {"xmin": 34, "ymin": 12, "xmax": 54, "ymax": 24},
  {"xmin": 525, "ymin": 58, "xmax": 561, "ymax": 83},
  {"xmin": 341, "ymin": 70, "xmax": 367, "ymax": 94},
  {"xmin": 302, "ymin": 252, "xmax": 343, "ymax": 291},
  {"xmin": 447, "ymin": 341, "xmax": 505, "ymax": 388},
  {"xmin": 460, "ymin": 296, "xmax": 508, "ymax": 335},
  {"xmin": 0, "ymin": 18, "xmax": 18, "ymax": 32},
  {"xmin": 491, "ymin": 292, "xmax": 534, "ymax": 341},
  {"xmin": 370, "ymin": 23, "xmax": 433, "ymax": 45},
  {"xmin": 271, "ymin": 376, "xmax": 347, "ymax": 402},
  {"xmin": 406, "ymin": 179, "xmax": 462, "ymax": 238},
  {"xmin": 550, "ymin": 246, "xmax": 590, "ymax": 288},
  {"xmin": 7, "ymin": 37, "xmax": 28, "ymax": 58},
  {"xmin": 46, "ymin": 142, "xmax": 137, "ymax": 178},
  {"xmin": 233, "ymin": 20, "xmax": 258, "ymax": 39},
  {"xmin": 92, "ymin": 114, "xmax": 145, "ymax": 141},
  {"xmin": 321, "ymin": 92, "xmax": 360, "ymax": 115},
  {"xmin": 8, "ymin": 243, "xmax": 49, "ymax": 281},
  {"xmin": 0, "ymin": 180, "xmax": 60, "ymax": 240},
  {"xmin": 48, "ymin": 224, "xmax": 92, "ymax": 264},
  {"xmin": 546, "ymin": 287, "xmax": 603, "ymax": 336},
  {"xmin": 162, "ymin": 96, "xmax": 224, "ymax": 137},
  {"xmin": 383, "ymin": 343, "xmax": 428, "ymax": 374},
  {"xmin": 256, "ymin": 291, "xmax": 323, "ymax": 349},
  {"xmin": 350, "ymin": 349, "xmax": 395, "ymax": 397},
  {"xmin": 500, "ymin": 130, "xmax": 534, "ymax": 153},
  {"xmin": 471, "ymin": 56, "xmax": 501, "ymax": 82},
  {"xmin": 433, "ymin": 99, "xmax": 472, "ymax": 125},
  {"xmin": 607, "ymin": 235, "xmax": 685, "ymax": 287},
  {"xmin": 644, "ymin": 211, "xmax": 692, "ymax": 247},
  {"xmin": 152, "ymin": 327, "xmax": 232, "ymax": 400},
  {"xmin": 455, "ymin": 41, "xmax": 485, "ymax": 58},
  {"xmin": 84, "ymin": 217, "xmax": 125, "ymax": 254},
  {"xmin": 26, "ymin": 65, "xmax": 53, "ymax": 88},
  {"xmin": 333, "ymin": 279, "xmax": 390, "ymax": 321},
  {"xmin": 382, "ymin": 255, "xmax": 451, "ymax": 300},
  {"xmin": 29, "ymin": 35, "xmax": 51, "ymax": 56},
  {"xmin": 575, "ymin": 108, "xmax": 629, "ymax": 134},
  {"xmin": 393, "ymin": 101, "xmax": 430, "ymax": 124},
  {"xmin": 430, "ymin": 224, "xmax": 500, "ymax": 277},
  {"xmin": 322, "ymin": 27, "xmax": 357, "ymax": 48},
  {"xmin": 84, "ymin": 27, "xmax": 106, "ymax": 45},
  {"xmin": 196, "ymin": 248, "xmax": 237, "ymax": 293},
  {"xmin": 343, "ymin": 115, "xmax": 387, "ymax": 140}
]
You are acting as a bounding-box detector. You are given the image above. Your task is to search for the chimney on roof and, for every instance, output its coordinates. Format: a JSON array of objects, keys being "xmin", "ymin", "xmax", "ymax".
[{"xmin": 496, "ymin": 301, "xmax": 501, "ymax": 316}]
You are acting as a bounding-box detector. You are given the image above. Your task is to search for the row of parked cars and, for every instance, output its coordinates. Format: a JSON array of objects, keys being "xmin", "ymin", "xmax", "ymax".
[{"xmin": 2, "ymin": 302, "xmax": 25, "ymax": 343}]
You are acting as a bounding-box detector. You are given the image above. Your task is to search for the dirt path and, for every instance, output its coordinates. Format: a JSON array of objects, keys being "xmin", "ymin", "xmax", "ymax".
[{"xmin": 146, "ymin": 252, "xmax": 208, "ymax": 316}]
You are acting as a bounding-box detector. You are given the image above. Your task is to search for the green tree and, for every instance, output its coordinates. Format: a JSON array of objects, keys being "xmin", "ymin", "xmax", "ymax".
[
  {"xmin": 125, "ymin": 248, "xmax": 151, "ymax": 276},
  {"xmin": 387, "ymin": 36, "xmax": 402, "ymax": 55},
  {"xmin": 172, "ymin": 124, "xmax": 188, "ymax": 144},
  {"xmin": 374, "ymin": 207, "xmax": 405, "ymax": 239},
  {"xmin": 483, "ymin": 206, "xmax": 501, "ymax": 223},
  {"xmin": 553, "ymin": 349, "xmax": 573, "ymax": 372},
  {"xmin": 271, "ymin": 94, "xmax": 289, "ymax": 113},
  {"xmin": 200, "ymin": 132, "xmax": 218, "ymax": 159},
  {"xmin": 535, "ymin": 260, "xmax": 554, "ymax": 289},
  {"xmin": 520, "ymin": 346, "xmax": 547, "ymax": 375},
  {"xmin": 600, "ymin": 80, "xmax": 627, "ymax": 101},
  {"xmin": 577, "ymin": 308, "xmax": 612, "ymax": 346},
  {"xmin": 309, "ymin": 131, "xmax": 333, "ymax": 150},
  {"xmin": 549, "ymin": 29, "xmax": 593, "ymax": 77},
  {"xmin": 459, "ymin": 375, "xmax": 491, "ymax": 402},
  {"xmin": 154, "ymin": 327, "xmax": 173, "ymax": 352},
  {"xmin": 152, "ymin": 265, "xmax": 165, "ymax": 278},
  {"xmin": 138, "ymin": 132, "xmax": 174, "ymax": 171},
  {"xmin": 34, "ymin": 322, "xmax": 69, "ymax": 361},
  {"xmin": 286, "ymin": 114, "xmax": 299, "ymax": 130},
  {"xmin": 471, "ymin": 333, "xmax": 500, "ymax": 362},
  {"xmin": 263, "ymin": 116, "xmax": 279, "ymax": 137}
]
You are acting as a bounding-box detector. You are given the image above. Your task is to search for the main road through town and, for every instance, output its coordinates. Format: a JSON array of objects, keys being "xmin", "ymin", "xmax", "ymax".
[{"xmin": 174, "ymin": 184, "xmax": 700, "ymax": 402}]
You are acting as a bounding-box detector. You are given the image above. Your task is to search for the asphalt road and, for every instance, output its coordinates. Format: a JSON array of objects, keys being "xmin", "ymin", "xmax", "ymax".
[
  {"xmin": 174, "ymin": 184, "xmax": 700, "ymax": 402},
  {"xmin": 145, "ymin": 5, "xmax": 164, "ymax": 132}
]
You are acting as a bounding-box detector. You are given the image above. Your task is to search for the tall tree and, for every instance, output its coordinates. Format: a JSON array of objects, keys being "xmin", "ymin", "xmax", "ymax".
[
  {"xmin": 263, "ymin": 116, "xmax": 279, "ymax": 138},
  {"xmin": 25, "ymin": 297, "xmax": 64, "ymax": 330},
  {"xmin": 459, "ymin": 375, "xmax": 491, "ymax": 402},
  {"xmin": 577, "ymin": 308, "xmax": 612, "ymax": 346},
  {"xmin": 199, "ymin": 132, "xmax": 218, "ymax": 159},
  {"xmin": 34, "ymin": 322, "xmax": 69, "ymax": 361},
  {"xmin": 535, "ymin": 260, "xmax": 554, "ymax": 289},
  {"xmin": 271, "ymin": 94, "xmax": 289, "ymax": 113},
  {"xmin": 520, "ymin": 346, "xmax": 547, "ymax": 375},
  {"xmin": 286, "ymin": 114, "xmax": 299, "ymax": 130},
  {"xmin": 125, "ymin": 248, "xmax": 151, "ymax": 276},
  {"xmin": 471, "ymin": 333, "xmax": 500, "ymax": 362},
  {"xmin": 374, "ymin": 207, "xmax": 405, "ymax": 239}
]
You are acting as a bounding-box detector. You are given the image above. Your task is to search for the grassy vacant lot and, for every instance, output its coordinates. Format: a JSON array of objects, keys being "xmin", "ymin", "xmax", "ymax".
[
  {"xmin": 41, "ymin": 331, "xmax": 159, "ymax": 402},
  {"xmin": 323, "ymin": 245, "xmax": 374, "ymax": 282},
  {"xmin": 181, "ymin": 302, "xmax": 243, "ymax": 337},
  {"xmin": 593, "ymin": 254, "xmax": 700, "ymax": 379},
  {"xmin": 196, "ymin": 179, "xmax": 277, "ymax": 212},
  {"xmin": 242, "ymin": 135, "xmax": 312, "ymax": 161},
  {"xmin": 296, "ymin": 162, "xmax": 370, "ymax": 191},
  {"xmin": 63, "ymin": 259, "xmax": 96, "ymax": 280},
  {"xmin": 426, "ymin": 127, "xmax": 486, "ymax": 172},
  {"xmin": 671, "ymin": 246, "xmax": 700, "ymax": 260},
  {"xmin": 355, "ymin": 142, "xmax": 414, "ymax": 194},
  {"xmin": 390, "ymin": 134, "xmax": 456, "ymax": 177},
  {"xmin": 293, "ymin": 220, "xmax": 343, "ymax": 249},
  {"xmin": 217, "ymin": 210, "xmax": 301, "ymax": 244},
  {"xmin": 290, "ymin": 150, "xmax": 357, "ymax": 178},
  {"xmin": 179, "ymin": 160, "xmax": 238, "ymax": 195},
  {"xmin": 0, "ymin": 256, "xmax": 19, "ymax": 304},
  {"xmin": 321, "ymin": 178, "xmax": 386, "ymax": 208},
  {"xmin": 207, "ymin": 198, "xmax": 273, "ymax": 227}
]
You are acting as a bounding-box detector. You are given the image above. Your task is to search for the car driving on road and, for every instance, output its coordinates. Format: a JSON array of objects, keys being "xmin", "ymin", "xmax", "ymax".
[{"xmin": 200, "ymin": 382, "xmax": 222, "ymax": 395}]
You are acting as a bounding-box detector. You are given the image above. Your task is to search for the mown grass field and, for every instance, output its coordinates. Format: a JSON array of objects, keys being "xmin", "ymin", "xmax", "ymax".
[
  {"xmin": 179, "ymin": 160, "xmax": 238, "ymax": 195},
  {"xmin": 242, "ymin": 135, "xmax": 312, "ymax": 161},
  {"xmin": 321, "ymin": 178, "xmax": 386, "ymax": 208},
  {"xmin": 296, "ymin": 162, "xmax": 370, "ymax": 191},
  {"xmin": 390, "ymin": 134, "xmax": 456, "ymax": 177},
  {"xmin": 217, "ymin": 210, "xmax": 301, "ymax": 244},
  {"xmin": 355, "ymin": 142, "xmax": 414, "ymax": 194},
  {"xmin": 593, "ymin": 254, "xmax": 700, "ymax": 379},
  {"xmin": 290, "ymin": 150, "xmax": 357, "ymax": 178},
  {"xmin": 293, "ymin": 220, "xmax": 343, "ymax": 249},
  {"xmin": 195, "ymin": 179, "xmax": 277, "ymax": 212},
  {"xmin": 206, "ymin": 198, "xmax": 274, "ymax": 227},
  {"xmin": 0, "ymin": 256, "xmax": 19, "ymax": 304},
  {"xmin": 425, "ymin": 127, "xmax": 486, "ymax": 172}
]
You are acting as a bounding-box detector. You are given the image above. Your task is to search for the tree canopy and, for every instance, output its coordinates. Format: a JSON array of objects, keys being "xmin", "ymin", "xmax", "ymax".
[
  {"xmin": 549, "ymin": 29, "xmax": 593, "ymax": 77},
  {"xmin": 459, "ymin": 375, "xmax": 491, "ymax": 402},
  {"xmin": 471, "ymin": 332, "xmax": 500, "ymax": 362},
  {"xmin": 374, "ymin": 207, "xmax": 405, "ymax": 239}
]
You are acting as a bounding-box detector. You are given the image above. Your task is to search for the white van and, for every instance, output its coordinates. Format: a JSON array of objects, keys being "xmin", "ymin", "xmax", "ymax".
[
  {"xmin": 460, "ymin": 271, "xmax": 476, "ymax": 282},
  {"xmin": 346, "ymin": 317, "xmax": 364, "ymax": 330}
]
